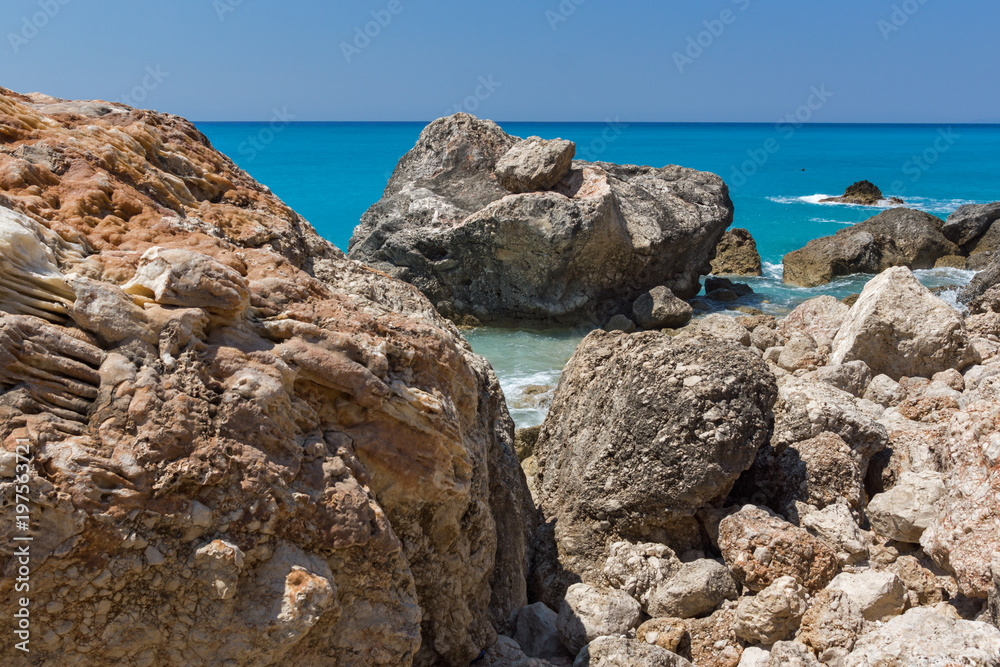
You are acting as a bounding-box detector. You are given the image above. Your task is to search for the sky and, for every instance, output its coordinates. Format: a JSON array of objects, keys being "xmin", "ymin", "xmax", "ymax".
[{"xmin": 2, "ymin": 0, "xmax": 999, "ymax": 123}]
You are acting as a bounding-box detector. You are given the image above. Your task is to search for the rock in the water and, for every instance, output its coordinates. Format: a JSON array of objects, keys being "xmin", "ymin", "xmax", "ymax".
[
  {"xmin": 821, "ymin": 180, "xmax": 898, "ymax": 206},
  {"xmin": 942, "ymin": 201, "xmax": 1000, "ymax": 247},
  {"xmin": 797, "ymin": 588, "xmax": 866, "ymax": 655},
  {"xmin": 496, "ymin": 136, "xmax": 576, "ymax": 193},
  {"xmin": 632, "ymin": 286, "xmax": 694, "ymax": 330},
  {"xmin": 557, "ymin": 584, "xmax": 643, "ymax": 656},
  {"xmin": 843, "ymin": 606, "xmax": 1000, "ymax": 666},
  {"xmin": 349, "ymin": 113, "xmax": 734, "ymax": 325},
  {"xmin": 514, "ymin": 602, "xmax": 570, "ymax": 661},
  {"xmin": 783, "ymin": 208, "xmax": 959, "ymax": 287},
  {"xmin": 711, "ymin": 228, "xmax": 763, "ymax": 276},
  {"xmin": 865, "ymin": 470, "xmax": 946, "ymax": 543},
  {"xmin": 733, "ymin": 576, "xmax": 809, "ymax": 644},
  {"xmin": 534, "ymin": 331, "xmax": 776, "ymax": 601},
  {"xmin": 830, "ymin": 266, "xmax": 978, "ymax": 379},
  {"xmin": 573, "ymin": 637, "xmax": 694, "ymax": 667},
  {"xmin": 719, "ymin": 506, "xmax": 839, "ymax": 592},
  {"xmin": 0, "ymin": 89, "xmax": 534, "ymax": 667},
  {"xmin": 827, "ymin": 570, "xmax": 907, "ymax": 622}
]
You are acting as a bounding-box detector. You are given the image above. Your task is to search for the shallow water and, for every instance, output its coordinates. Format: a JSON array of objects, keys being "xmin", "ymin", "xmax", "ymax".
[{"xmin": 198, "ymin": 122, "xmax": 1000, "ymax": 427}]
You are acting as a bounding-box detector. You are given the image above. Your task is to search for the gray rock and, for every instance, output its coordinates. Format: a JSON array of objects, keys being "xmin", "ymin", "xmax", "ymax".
[
  {"xmin": 863, "ymin": 374, "xmax": 906, "ymax": 407},
  {"xmin": 751, "ymin": 325, "xmax": 782, "ymax": 352},
  {"xmin": 797, "ymin": 588, "xmax": 866, "ymax": 656},
  {"xmin": 801, "ymin": 504, "xmax": 871, "ymax": 565},
  {"xmin": 349, "ymin": 113, "xmax": 734, "ymax": 326},
  {"xmin": 814, "ymin": 360, "xmax": 873, "ymax": 398},
  {"xmin": 632, "ymin": 286, "xmax": 693, "ymax": 330},
  {"xmin": 990, "ymin": 553, "xmax": 999, "ymax": 629},
  {"xmin": 573, "ymin": 637, "xmax": 693, "ymax": 667},
  {"xmin": 942, "ymin": 201, "xmax": 1000, "ymax": 247},
  {"xmin": 766, "ymin": 641, "xmax": 822, "ymax": 667},
  {"xmin": 496, "ymin": 136, "xmax": 576, "ymax": 193},
  {"xmin": 689, "ymin": 313, "xmax": 752, "ymax": 346},
  {"xmin": 777, "ymin": 334, "xmax": 824, "ymax": 371},
  {"xmin": 604, "ymin": 314, "xmax": 637, "ymax": 333},
  {"xmin": 827, "ymin": 570, "xmax": 906, "ymax": 622},
  {"xmin": 733, "ymin": 576, "xmax": 809, "ymax": 644},
  {"xmin": 557, "ymin": 584, "xmax": 642, "ymax": 656},
  {"xmin": 515, "ymin": 602, "xmax": 571, "ymax": 660},
  {"xmin": 603, "ymin": 542, "xmax": 682, "ymax": 613},
  {"xmin": 866, "ymin": 470, "xmax": 947, "ymax": 543},
  {"xmin": 646, "ymin": 559, "xmax": 738, "ymax": 619},
  {"xmin": 533, "ymin": 331, "xmax": 776, "ymax": 602}
]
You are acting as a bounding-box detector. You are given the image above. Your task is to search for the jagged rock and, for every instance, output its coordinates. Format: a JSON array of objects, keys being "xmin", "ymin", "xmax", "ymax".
[
  {"xmin": 750, "ymin": 325, "xmax": 782, "ymax": 352},
  {"xmin": 647, "ymin": 559, "xmax": 739, "ymax": 619},
  {"xmin": 682, "ymin": 607, "xmax": 745, "ymax": 667},
  {"xmin": 496, "ymin": 136, "xmax": 576, "ymax": 193},
  {"xmin": 783, "ymin": 209, "xmax": 959, "ymax": 287},
  {"xmin": 797, "ymin": 588, "xmax": 865, "ymax": 655},
  {"xmin": 821, "ymin": 180, "xmax": 897, "ymax": 206},
  {"xmin": 830, "ymin": 267, "xmax": 978, "ymax": 379},
  {"xmin": 533, "ymin": 331, "xmax": 776, "ymax": 602},
  {"xmin": 765, "ymin": 641, "xmax": 822, "ymax": 667},
  {"xmin": 827, "ymin": 570, "xmax": 907, "ymax": 622},
  {"xmin": 349, "ymin": 114, "xmax": 734, "ymax": 325},
  {"xmin": 888, "ymin": 555, "xmax": 944, "ymax": 607},
  {"xmin": 632, "ymin": 286, "xmax": 693, "ymax": 330},
  {"xmin": 800, "ymin": 504, "xmax": 871, "ymax": 565},
  {"xmin": 0, "ymin": 89, "xmax": 534, "ymax": 667},
  {"xmin": 866, "ymin": 470, "xmax": 946, "ymax": 543},
  {"xmin": 719, "ymin": 506, "xmax": 839, "ymax": 592},
  {"xmin": 516, "ymin": 425, "xmax": 543, "ymax": 461},
  {"xmin": 778, "ymin": 296, "xmax": 849, "ymax": 355},
  {"xmin": 604, "ymin": 541, "xmax": 682, "ymax": 611},
  {"xmin": 557, "ymin": 584, "xmax": 642, "ymax": 656},
  {"xmin": 514, "ymin": 602, "xmax": 570, "ymax": 661},
  {"xmin": 711, "ymin": 228, "xmax": 763, "ymax": 276},
  {"xmin": 990, "ymin": 554, "xmax": 1000, "ymax": 628},
  {"xmin": 935, "ymin": 254, "xmax": 968, "ymax": 268},
  {"xmin": 814, "ymin": 360, "xmax": 873, "ymax": 398},
  {"xmin": 733, "ymin": 576, "xmax": 809, "ymax": 644},
  {"xmin": 476, "ymin": 636, "xmax": 563, "ymax": 667},
  {"xmin": 777, "ymin": 335, "xmax": 824, "ymax": 371},
  {"xmin": 573, "ymin": 637, "xmax": 693, "ymax": 667},
  {"xmin": 863, "ymin": 374, "xmax": 906, "ymax": 407},
  {"xmin": 942, "ymin": 201, "xmax": 1000, "ymax": 247},
  {"xmin": 637, "ymin": 618, "xmax": 687, "ymax": 653},
  {"xmin": 843, "ymin": 606, "xmax": 1000, "ymax": 666},
  {"xmin": 688, "ymin": 313, "xmax": 752, "ymax": 346}
]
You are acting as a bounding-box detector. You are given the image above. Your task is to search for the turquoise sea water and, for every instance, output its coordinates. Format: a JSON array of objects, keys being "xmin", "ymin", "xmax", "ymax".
[{"xmin": 199, "ymin": 122, "xmax": 1000, "ymax": 426}]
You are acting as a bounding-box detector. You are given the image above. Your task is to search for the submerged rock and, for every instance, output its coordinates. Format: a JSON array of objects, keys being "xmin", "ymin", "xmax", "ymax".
[
  {"xmin": 711, "ymin": 228, "xmax": 763, "ymax": 276},
  {"xmin": 348, "ymin": 113, "xmax": 734, "ymax": 326}
]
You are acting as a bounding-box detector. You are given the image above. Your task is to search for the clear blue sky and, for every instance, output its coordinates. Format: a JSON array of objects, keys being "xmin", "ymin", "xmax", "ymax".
[{"xmin": 2, "ymin": 0, "xmax": 998, "ymax": 123}]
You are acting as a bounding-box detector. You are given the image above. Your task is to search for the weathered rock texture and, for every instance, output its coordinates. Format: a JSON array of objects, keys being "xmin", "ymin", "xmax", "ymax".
[
  {"xmin": 495, "ymin": 136, "xmax": 576, "ymax": 194},
  {"xmin": 348, "ymin": 113, "xmax": 734, "ymax": 326},
  {"xmin": 532, "ymin": 330, "xmax": 776, "ymax": 604},
  {"xmin": 710, "ymin": 228, "xmax": 763, "ymax": 276},
  {"xmin": 0, "ymin": 88, "xmax": 533, "ymax": 666},
  {"xmin": 783, "ymin": 208, "xmax": 959, "ymax": 287}
]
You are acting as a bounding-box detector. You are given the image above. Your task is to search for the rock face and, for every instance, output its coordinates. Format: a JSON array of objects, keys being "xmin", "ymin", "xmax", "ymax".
[
  {"xmin": 783, "ymin": 208, "xmax": 959, "ymax": 287},
  {"xmin": 533, "ymin": 331, "xmax": 776, "ymax": 602},
  {"xmin": 821, "ymin": 180, "xmax": 901, "ymax": 206},
  {"xmin": 711, "ymin": 228, "xmax": 763, "ymax": 276},
  {"xmin": 0, "ymin": 89, "xmax": 533, "ymax": 666},
  {"xmin": 348, "ymin": 113, "xmax": 734, "ymax": 325},
  {"xmin": 495, "ymin": 136, "xmax": 576, "ymax": 193},
  {"xmin": 830, "ymin": 266, "xmax": 978, "ymax": 379}
]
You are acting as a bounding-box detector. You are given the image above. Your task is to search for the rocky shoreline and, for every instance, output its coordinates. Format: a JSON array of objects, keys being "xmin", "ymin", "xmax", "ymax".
[{"xmin": 1, "ymin": 92, "xmax": 999, "ymax": 667}]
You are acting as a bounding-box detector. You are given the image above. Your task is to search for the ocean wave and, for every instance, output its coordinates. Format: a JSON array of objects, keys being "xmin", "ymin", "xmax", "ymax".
[
  {"xmin": 762, "ymin": 261, "xmax": 783, "ymax": 281},
  {"xmin": 769, "ymin": 194, "xmax": 899, "ymax": 209},
  {"xmin": 769, "ymin": 194, "xmax": 990, "ymax": 217},
  {"xmin": 810, "ymin": 217, "xmax": 853, "ymax": 224}
]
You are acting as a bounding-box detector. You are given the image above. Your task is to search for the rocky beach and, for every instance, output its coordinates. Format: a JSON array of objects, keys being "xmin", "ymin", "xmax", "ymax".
[{"xmin": 2, "ymin": 87, "xmax": 1000, "ymax": 667}]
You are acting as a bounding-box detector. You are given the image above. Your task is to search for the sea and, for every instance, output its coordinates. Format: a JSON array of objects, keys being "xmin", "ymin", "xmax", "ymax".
[{"xmin": 198, "ymin": 122, "xmax": 1000, "ymax": 427}]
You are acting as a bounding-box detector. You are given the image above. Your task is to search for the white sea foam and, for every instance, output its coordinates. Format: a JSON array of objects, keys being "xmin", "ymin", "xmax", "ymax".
[
  {"xmin": 770, "ymin": 194, "xmax": 990, "ymax": 217},
  {"xmin": 763, "ymin": 261, "xmax": 783, "ymax": 281}
]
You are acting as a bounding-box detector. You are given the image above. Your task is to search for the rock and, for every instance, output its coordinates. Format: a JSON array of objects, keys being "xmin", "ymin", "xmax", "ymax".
[
  {"xmin": 604, "ymin": 314, "xmax": 637, "ymax": 333},
  {"xmin": 800, "ymin": 504, "xmax": 871, "ymax": 565},
  {"xmin": 349, "ymin": 114, "xmax": 734, "ymax": 326},
  {"xmin": 797, "ymin": 588, "xmax": 866, "ymax": 655},
  {"xmin": 827, "ymin": 570, "xmax": 907, "ymax": 622},
  {"xmin": 751, "ymin": 325, "xmax": 782, "ymax": 352},
  {"xmin": 843, "ymin": 606, "xmax": 1000, "ymax": 666},
  {"xmin": 683, "ymin": 607, "xmax": 745, "ymax": 667},
  {"xmin": 820, "ymin": 180, "xmax": 895, "ymax": 206},
  {"xmin": 783, "ymin": 209, "xmax": 959, "ymax": 287},
  {"xmin": 863, "ymin": 374, "xmax": 906, "ymax": 407},
  {"xmin": 689, "ymin": 313, "xmax": 752, "ymax": 346},
  {"xmin": 534, "ymin": 331, "xmax": 776, "ymax": 602},
  {"xmin": 632, "ymin": 286, "xmax": 694, "ymax": 330},
  {"xmin": 935, "ymin": 254, "xmax": 968, "ymax": 269},
  {"xmin": 960, "ymin": 254, "xmax": 1000, "ymax": 316},
  {"xmin": 842, "ymin": 293, "xmax": 861, "ymax": 307},
  {"xmin": 515, "ymin": 602, "xmax": 571, "ymax": 661},
  {"xmin": 765, "ymin": 641, "xmax": 822, "ymax": 667},
  {"xmin": 476, "ymin": 636, "xmax": 563, "ymax": 667},
  {"xmin": 647, "ymin": 559, "xmax": 739, "ymax": 619},
  {"xmin": 711, "ymin": 228, "xmax": 763, "ymax": 276},
  {"xmin": 942, "ymin": 201, "xmax": 1000, "ymax": 247},
  {"xmin": 603, "ymin": 541, "xmax": 682, "ymax": 612},
  {"xmin": 932, "ymin": 368, "xmax": 965, "ymax": 391},
  {"xmin": 814, "ymin": 361, "xmax": 873, "ymax": 398},
  {"xmin": 496, "ymin": 136, "xmax": 576, "ymax": 193},
  {"xmin": 733, "ymin": 576, "xmax": 809, "ymax": 644},
  {"xmin": 705, "ymin": 277, "xmax": 754, "ymax": 297},
  {"xmin": 776, "ymin": 335, "xmax": 824, "ymax": 372},
  {"xmin": 865, "ymin": 470, "xmax": 947, "ymax": 543},
  {"xmin": 515, "ymin": 425, "xmax": 543, "ymax": 461},
  {"xmin": 888, "ymin": 555, "xmax": 944, "ymax": 607},
  {"xmin": 557, "ymin": 584, "xmax": 643, "ymax": 656},
  {"xmin": 719, "ymin": 506, "xmax": 839, "ymax": 592},
  {"xmin": 830, "ymin": 266, "xmax": 978, "ymax": 379},
  {"xmin": 777, "ymin": 296, "xmax": 849, "ymax": 354},
  {"xmin": 0, "ymin": 89, "xmax": 535, "ymax": 667},
  {"xmin": 637, "ymin": 618, "xmax": 687, "ymax": 653},
  {"xmin": 736, "ymin": 647, "xmax": 770, "ymax": 667},
  {"xmin": 573, "ymin": 637, "xmax": 694, "ymax": 667},
  {"xmin": 991, "ymin": 554, "xmax": 1000, "ymax": 628}
]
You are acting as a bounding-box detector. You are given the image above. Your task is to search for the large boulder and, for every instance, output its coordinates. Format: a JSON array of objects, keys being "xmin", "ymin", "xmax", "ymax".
[
  {"xmin": 783, "ymin": 208, "xmax": 959, "ymax": 287},
  {"xmin": 348, "ymin": 113, "xmax": 734, "ymax": 325},
  {"xmin": 632, "ymin": 286, "xmax": 693, "ymax": 330},
  {"xmin": 532, "ymin": 331, "xmax": 776, "ymax": 602},
  {"xmin": 733, "ymin": 576, "xmax": 809, "ymax": 644},
  {"xmin": 827, "ymin": 570, "xmax": 907, "ymax": 622},
  {"xmin": 556, "ymin": 584, "xmax": 642, "ymax": 656},
  {"xmin": 865, "ymin": 470, "xmax": 947, "ymax": 543},
  {"xmin": 830, "ymin": 266, "xmax": 978, "ymax": 379},
  {"xmin": 710, "ymin": 228, "xmax": 763, "ymax": 276},
  {"xmin": 942, "ymin": 201, "xmax": 1000, "ymax": 248},
  {"xmin": 0, "ymin": 89, "xmax": 534, "ymax": 667},
  {"xmin": 495, "ymin": 136, "xmax": 576, "ymax": 193}
]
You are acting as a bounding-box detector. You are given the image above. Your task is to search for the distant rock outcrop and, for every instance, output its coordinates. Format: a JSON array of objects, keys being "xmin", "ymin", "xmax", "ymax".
[
  {"xmin": 348, "ymin": 114, "xmax": 734, "ymax": 326},
  {"xmin": 821, "ymin": 180, "xmax": 903, "ymax": 206},
  {"xmin": 710, "ymin": 228, "xmax": 763, "ymax": 276}
]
